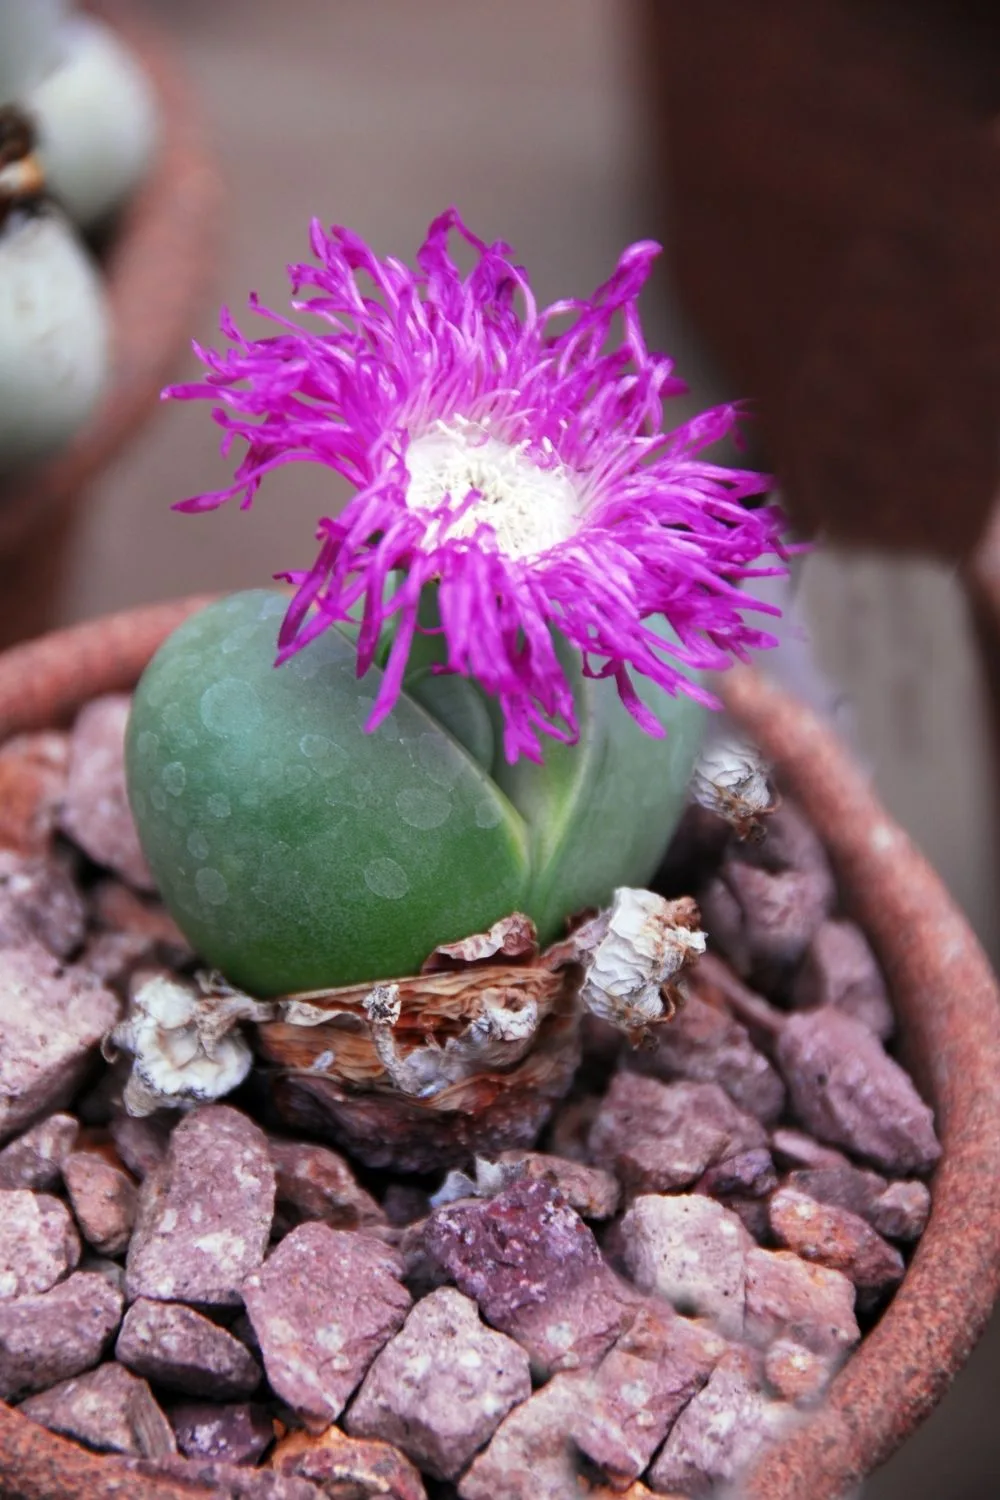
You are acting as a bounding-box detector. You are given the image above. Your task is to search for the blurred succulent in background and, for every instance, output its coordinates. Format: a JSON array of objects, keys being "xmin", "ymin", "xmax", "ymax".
[
  {"xmin": 127, "ymin": 211, "xmax": 787, "ymax": 1005},
  {"xmin": 0, "ymin": 0, "xmax": 157, "ymax": 473}
]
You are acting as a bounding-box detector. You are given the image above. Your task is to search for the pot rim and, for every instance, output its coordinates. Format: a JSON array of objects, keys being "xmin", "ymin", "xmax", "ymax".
[
  {"xmin": 0, "ymin": 0, "xmax": 222, "ymax": 549},
  {"xmin": 2, "ymin": 597, "xmax": 1000, "ymax": 1500}
]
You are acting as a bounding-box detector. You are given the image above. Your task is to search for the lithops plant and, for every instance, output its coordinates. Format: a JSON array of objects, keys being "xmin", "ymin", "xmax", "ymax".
[{"xmin": 122, "ymin": 211, "xmax": 787, "ymax": 1165}]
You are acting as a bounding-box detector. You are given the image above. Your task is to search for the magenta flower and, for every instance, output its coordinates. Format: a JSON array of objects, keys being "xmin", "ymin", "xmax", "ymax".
[{"xmin": 166, "ymin": 209, "xmax": 787, "ymax": 762}]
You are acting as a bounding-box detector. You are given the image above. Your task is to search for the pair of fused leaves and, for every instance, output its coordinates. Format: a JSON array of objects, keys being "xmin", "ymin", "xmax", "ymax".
[{"xmin": 126, "ymin": 591, "xmax": 705, "ymax": 995}]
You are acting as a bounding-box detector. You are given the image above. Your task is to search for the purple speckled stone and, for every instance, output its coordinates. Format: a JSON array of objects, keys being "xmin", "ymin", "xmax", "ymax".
[
  {"xmin": 775, "ymin": 1007, "xmax": 941, "ymax": 1174},
  {"xmin": 629, "ymin": 986, "xmax": 786, "ymax": 1123},
  {"xmin": 589, "ymin": 1073, "xmax": 765, "ymax": 1194}
]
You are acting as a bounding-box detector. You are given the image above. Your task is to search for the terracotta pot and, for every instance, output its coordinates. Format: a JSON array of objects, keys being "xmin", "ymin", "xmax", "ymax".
[
  {"xmin": 0, "ymin": 0, "xmax": 221, "ymax": 652},
  {"xmin": 2, "ymin": 599, "xmax": 1000, "ymax": 1500}
]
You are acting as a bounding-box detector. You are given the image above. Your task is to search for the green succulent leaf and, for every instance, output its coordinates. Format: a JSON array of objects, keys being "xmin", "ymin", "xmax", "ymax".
[{"xmin": 126, "ymin": 590, "xmax": 706, "ymax": 994}]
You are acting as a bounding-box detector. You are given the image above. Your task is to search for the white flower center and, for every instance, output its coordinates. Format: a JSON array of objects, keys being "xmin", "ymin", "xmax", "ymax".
[{"xmin": 404, "ymin": 418, "xmax": 582, "ymax": 559}]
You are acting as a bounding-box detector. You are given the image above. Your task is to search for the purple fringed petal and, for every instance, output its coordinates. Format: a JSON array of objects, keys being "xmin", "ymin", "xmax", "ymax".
[{"xmin": 166, "ymin": 208, "xmax": 791, "ymax": 761}]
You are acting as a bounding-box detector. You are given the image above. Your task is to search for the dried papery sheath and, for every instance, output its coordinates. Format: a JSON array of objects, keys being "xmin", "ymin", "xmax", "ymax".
[
  {"xmin": 167, "ymin": 209, "xmax": 789, "ymax": 762},
  {"xmin": 106, "ymin": 971, "xmax": 276, "ymax": 1116},
  {"xmin": 574, "ymin": 888, "xmax": 706, "ymax": 1037},
  {"xmin": 690, "ymin": 731, "xmax": 777, "ymax": 841}
]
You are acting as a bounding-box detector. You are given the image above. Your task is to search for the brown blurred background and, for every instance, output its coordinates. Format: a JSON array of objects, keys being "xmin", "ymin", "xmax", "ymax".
[{"xmin": 53, "ymin": 5, "xmax": 1000, "ymax": 1491}]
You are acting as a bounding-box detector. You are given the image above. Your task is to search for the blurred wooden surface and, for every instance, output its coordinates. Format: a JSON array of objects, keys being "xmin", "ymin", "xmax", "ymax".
[{"xmin": 641, "ymin": 0, "xmax": 1000, "ymax": 558}]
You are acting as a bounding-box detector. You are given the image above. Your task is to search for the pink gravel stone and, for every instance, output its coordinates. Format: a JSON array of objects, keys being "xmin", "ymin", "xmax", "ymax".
[
  {"xmin": 0, "ymin": 850, "xmax": 87, "ymax": 959},
  {"xmin": 588, "ymin": 1074, "xmax": 765, "ymax": 1194},
  {"xmin": 648, "ymin": 1346, "xmax": 793, "ymax": 1496},
  {"xmin": 117, "ymin": 1297, "xmax": 263, "ymax": 1398},
  {"xmin": 768, "ymin": 1187, "xmax": 905, "ymax": 1297},
  {"xmin": 742, "ymin": 799, "xmax": 836, "ymax": 886},
  {"xmin": 171, "ymin": 1401, "xmax": 274, "ymax": 1467},
  {"xmin": 346, "ymin": 1286, "xmax": 531, "ymax": 1480},
  {"xmin": 242, "ymin": 1222, "xmax": 411, "ymax": 1431},
  {"xmin": 629, "ymin": 987, "xmax": 786, "ymax": 1123},
  {"xmin": 126, "ymin": 1105, "xmax": 275, "ymax": 1307},
  {"xmin": 775, "ymin": 1007, "xmax": 942, "ymax": 1173},
  {"xmin": 493, "ymin": 1149, "xmax": 621, "ymax": 1219},
  {"xmin": 59, "ymin": 695, "xmax": 154, "ymax": 890},
  {"xmin": 0, "ymin": 1112, "xmax": 78, "ymax": 1190},
  {"xmin": 0, "ymin": 944, "xmax": 119, "ymax": 1145},
  {"xmin": 791, "ymin": 919, "xmax": 895, "ymax": 1038},
  {"xmin": 0, "ymin": 1188, "xmax": 80, "ymax": 1299},
  {"xmin": 63, "ymin": 1147, "xmax": 138, "ymax": 1256},
  {"xmin": 769, "ymin": 1128, "xmax": 851, "ymax": 1173},
  {"xmin": 620, "ymin": 1194, "xmax": 752, "ymax": 1338},
  {"xmin": 269, "ymin": 1139, "xmax": 386, "ymax": 1234},
  {"xmin": 17, "ymin": 1361, "xmax": 176, "ymax": 1457},
  {"xmin": 695, "ymin": 1147, "xmax": 778, "ymax": 1201},
  {"xmin": 763, "ymin": 1337, "xmax": 839, "ymax": 1407},
  {"xmin": 0, "ymin": 1270, "xmax": 123, "ymax": 1400},
  {"xmin": 91, "ymin": 879, "xmax": 193, "ymax": 960},
  {"xmin": 744, "ymin": 1246, "xmax": 860, "ymax": 1357},
  {"xmin": 109, "ymin": 1111, "xmax": 173, "ymax": 1180},
  {"xmin": 870, "ymin": 1179, "xmax": 932, "ymax": 1242},
  {"xmin": 571, "ymin": 1303, "xmax": 724, "ymax": 1484},
  {"xmin": 457, "ymin": 1371, "xmax": 594, "ymax": 1500},
  {"xmin": 783, "ymin": 1163, "xmax": 888, "ymax": 1222},
  {"xmin": 700, "ymin": 859, "xmax": 834, "ymax": 987},
  {"xmin": 0, "ymin": 731, "xmax": 68, "ymax": 857}
]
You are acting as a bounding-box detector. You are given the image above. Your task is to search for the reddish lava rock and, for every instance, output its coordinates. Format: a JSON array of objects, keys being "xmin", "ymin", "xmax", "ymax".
[
  {"xmin": 629, "ymin": 986, "xmax": 786, "ymax": 1124},
  {"xmin": 126, "ymin": 1104, "xmax": 275, "ymax": 1307},
  {"xmin": 699, "ymin": 859, "xmax": 833, "ymax": 988},
  {"xmin": 0, "ymin": 1188, "xmax": 80, "ymax": 1299},
  {"xmin": 269, "ymin": 1138, "xmax": 386, "ymax": 1234},
  {"xmin": 743, "ymin": 1247, "xmax": 859, "ymax": 1358},
  {"xmin": 0, "ymin": 945, "xmax": 119, "ymax": 1144},
  {"xmin": 649, "ymin": 1347, "xmax": 792, "ymax": 1496},
  {"xmin": 116, "ymin": 1297, "xmax": 263, "ymax": 1399},
  {"xmin": 620, "ymin": 1193, "xmax": 752, "ymax": 1338},
  {"xmin": 0, "ymin": 730, "xmax": 68, "ymax": 857},
  {"xmin": 870, "ymin": 1179, "xmax": 932, "ymax": 1242},
  {"xmin": 0, "ymin": 1271, "xmax": 123, "ymax": 1400},
  {"xmin": 493, "ymin": 1149, "xmax": 622, "ymax": 1220},
  {"xmin": 347, "ymin": 1286, "xmax": 531, "ymax": 1480},
  {"xmin": 0, "ymin": 850, "xmax": 87, "ymax": 958},
  {"xmin": 17, "ymin": 1361, "xmax": 176, "ymax": 1458},
  {"xmin": 58, "ymin": 694, "xmax": 154, "ymax": 891},
  {"xmin": 0, "ymin": 1112, "xmax": 78, "ymax": 1191},
  {"xmin": 63, "ymin": 1147, "xmax": 138, "ymax": 1257},
  {"xmin": 768, "ymin": 1187, "xmax": 905, "ymax": 1298},
  {"xmin": 242, "ymin": 1222, "xmax": 411, "ymax": 1431},
  {"xmin": 588, "ymin": 1074, "xmax": 765, "ymax": 1194},
  {"xmin": 791, "ymin": 919, "xmax": 895, "ymax": 1039},
  {"xmin": 775, "ymin": 1007, "xmax": 942, "ymax": 1173},
  {"xmin": 571, "ymin": 1302, "xmax": 723, "ymax": 1485}
]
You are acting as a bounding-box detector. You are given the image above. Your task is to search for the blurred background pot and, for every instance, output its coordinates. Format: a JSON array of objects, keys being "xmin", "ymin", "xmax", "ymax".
[
  {"xmin": 0, "ymin": 601, "xmax": 998, "ymax": 1499},
  {"xmin": 0, "ymin": 0, "xmax": 220, "ymax": 653}
]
